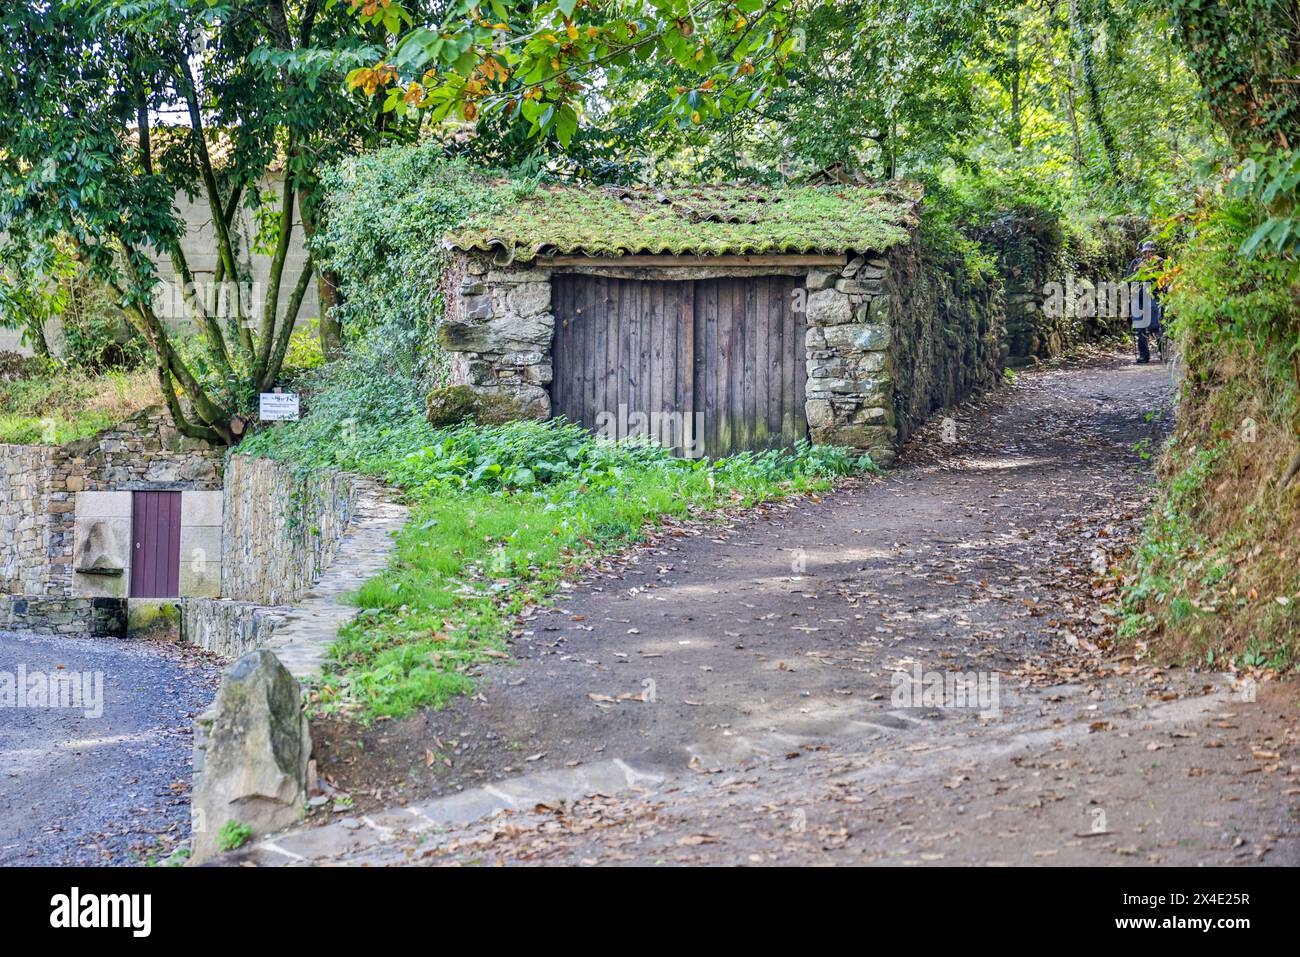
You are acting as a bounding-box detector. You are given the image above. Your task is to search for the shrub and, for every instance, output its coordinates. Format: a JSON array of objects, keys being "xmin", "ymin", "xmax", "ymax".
[{"xmin": 1118, "ymin": 195, "xmax": 1300, "ymax": 668}]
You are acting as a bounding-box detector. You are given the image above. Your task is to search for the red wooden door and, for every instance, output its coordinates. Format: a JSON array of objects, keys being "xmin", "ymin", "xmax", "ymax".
[{"xmin": 130, "ymin": 491, "xmax": 182, "ymax": 598}]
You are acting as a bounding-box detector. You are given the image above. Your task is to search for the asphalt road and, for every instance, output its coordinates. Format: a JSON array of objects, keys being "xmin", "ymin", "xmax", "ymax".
[{"xmin": 0, "ymin": 630, "xmax": 219, "ymax": 866}]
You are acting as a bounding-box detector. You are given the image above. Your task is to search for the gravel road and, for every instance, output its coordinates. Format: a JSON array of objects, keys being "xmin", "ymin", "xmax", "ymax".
[{"xmin": 0, "ymin": 631, "xmax": 219, "ymax": 866}]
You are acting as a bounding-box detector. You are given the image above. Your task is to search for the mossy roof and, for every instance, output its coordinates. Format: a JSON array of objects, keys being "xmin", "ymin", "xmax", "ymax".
[{"xmin": 444, "ymin": 181, "xmax": 921, "ymax": 260}]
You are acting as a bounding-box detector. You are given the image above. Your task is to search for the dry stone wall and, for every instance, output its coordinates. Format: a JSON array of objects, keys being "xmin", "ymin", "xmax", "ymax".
[
  {"xmin": 884, "ymin": 240, "xmax": 1005, "ymax": 447},
  {"xmin": 220, "ymin": 454, "xmax": 361, "ymax": 606},
  {"xmin": 0, "ymin": 407, "xmax": 223, "ymax": 601},
  {"xmin": 803, "ymin": 256, "xmax": 898, "ymax": 464},
  {"xmin": 975, "ymin": 212, "xmax": 1147, "ymax": 364}
]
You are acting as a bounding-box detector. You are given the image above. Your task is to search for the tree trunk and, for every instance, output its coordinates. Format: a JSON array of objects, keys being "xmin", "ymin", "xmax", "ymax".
[
  {"xmin": 1070, "ymin": 0, "xmax": 1120, "ymax": 180},
  {"xmin": 26, "ymin": 319, "xmax": 51, "ymax": 360},
  {"xmin": 316, "ymin": 272, "xmax": 343, "ymax": 360},
  {"xmin": 297, "ymin": 186, "xmax": 343, "ymax": 359}
]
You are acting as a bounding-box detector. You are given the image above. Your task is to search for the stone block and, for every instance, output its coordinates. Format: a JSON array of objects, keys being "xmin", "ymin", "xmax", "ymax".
[
  {"xmin": 74, "ymin": 568, "xmax": 127, "ymax": 599},
  {"xmin": 127, "ymin": 599, "xmax": 182, "ymax": 641},
  {"xmin": 835, "ymin": 278, "xmax": 883, "ymax": 296},
  {"xmin": 805, "ymin": 288, "xmax": 853, "ymax": 326},
  {"xmin": 486, "ymin": 268, "xmax": 551, "ymax": 285},
  {"xmin": 805, "ymin": 268, "xmax": 838, "ymax": 291},
  {"xmin": 181, "ymin": 490, "xmax": 223, "ymax": 527},
  {"xmin": 462, "ymin": 294, "xmax": 494, "ymax": 320},
  {"xmin": 506, "ymin": 282, "xmax": 552, "ymax": 318},
  {"xmin": 72, "ymin": 516, "xmax": 130, "ymax": 575},
  {"xmin": 180, "ymin": 525, "xmax": 223, "ymax": 577},
  {"xmin": 190, "ymin": 650, "xmax": 311, "ymax": 864},
  {"xmin": 822, "ymin": 324, "xmax": 891, "ymax": 352},
  {"xmin": 805, "ymin": 399, "xmax": 833, "ymax": 430},
  {"xmin": 180, "ymin": 559, "xmax": 222, "ymax": 599}
]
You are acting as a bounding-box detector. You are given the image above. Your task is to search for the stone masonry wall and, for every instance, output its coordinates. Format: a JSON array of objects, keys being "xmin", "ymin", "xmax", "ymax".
[
  {"xmin": 803, "ymin": 255, "xmax": 898, "ymax": 465},
  {"xmin": 980, "ymin": 212, "xmax": 1147, "ymax": 364},
  {"xmin": 0, "ymin": 444, "xmax": 61, "ymax": 596},
  {"xmin": 438, "ymin": 251, "xmax": 553, "ymax": 419},
  {"xmin": 0, "ymin": 596, "xmax": 126, "ymax": 636},
  {"xmin": 0, "ymin": 407, "xmax": 223, "ymax": 599},
  {"xmin": 220, "ymin": 454, "xmax": 361, "ymax": 606},
  {"xmin": 884, "ymin": 239, "xmax": 1005, "ymax": 446},
  {"xmin": 180, "ymin": 597, "xmax": 288, "ymax": 658}
]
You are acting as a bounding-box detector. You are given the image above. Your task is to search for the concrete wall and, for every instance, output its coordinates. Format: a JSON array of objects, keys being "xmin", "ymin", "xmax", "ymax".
[
  {"xmin": 1, "ymin": 172, "xmax": 317, "ymax": 359},
  {"xmin": 156, "ymin": 173, "xmax": 318, "ymax": 337}
]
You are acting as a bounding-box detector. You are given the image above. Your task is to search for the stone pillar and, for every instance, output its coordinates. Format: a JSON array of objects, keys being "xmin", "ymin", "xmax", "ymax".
[
  {"xmin": 191, "ymin": 650, "xmax": 311, "ymax": 863},
  {"xmin": 802, "ymin": 256, "xmax": 898, "ymax": 466},
  {"xmin": 437, "ymin": 255, "xmax": 553, "ymax": 419}
]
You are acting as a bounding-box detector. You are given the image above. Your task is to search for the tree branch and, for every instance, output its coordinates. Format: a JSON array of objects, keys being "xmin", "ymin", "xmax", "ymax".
[{"xmin": 156, "ymin": 364, "xmax": 224, "ymax": 443}]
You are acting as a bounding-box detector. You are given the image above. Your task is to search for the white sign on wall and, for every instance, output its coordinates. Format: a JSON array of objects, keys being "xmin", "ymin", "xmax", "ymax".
[{"xmin": 258, "ymin": 392, "xmax": 300, "ymax": 421}]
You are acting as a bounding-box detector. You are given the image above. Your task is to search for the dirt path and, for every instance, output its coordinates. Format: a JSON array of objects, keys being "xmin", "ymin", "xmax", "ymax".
[{"xmin": 263, "ymin": 352, "xmax": 1298, "ymax": 866}]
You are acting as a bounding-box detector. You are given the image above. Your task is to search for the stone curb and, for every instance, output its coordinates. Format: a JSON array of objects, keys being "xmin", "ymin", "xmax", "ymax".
[{"xmin": 225, "ymin": 757, "xmax": 669, "ymax": 866}]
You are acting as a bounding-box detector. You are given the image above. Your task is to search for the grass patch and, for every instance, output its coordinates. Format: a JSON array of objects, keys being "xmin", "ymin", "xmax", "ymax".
[
  {"xmin": 0, "ymin": 366, "xmax": 157, "ymax": 444},
  {"xmin": 295, "ymin": 420, "xmax": 877, "ymax": 721},
  {"xmin": 1119, "ymin": 372, "xmax": 1300, "ymax": 671}
]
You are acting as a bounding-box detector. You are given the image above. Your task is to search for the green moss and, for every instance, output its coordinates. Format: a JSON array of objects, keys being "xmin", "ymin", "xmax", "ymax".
[
  {"xmin": 445, "ymin": 181, "xmax": 920, "ymax": 259},
  {"xmin": 126, "ymin": 599, "xmax": 181, "ymax": 640},
  {"xmin": 424, "ymin": 385, "xmax": 533, "ymax": 428}
]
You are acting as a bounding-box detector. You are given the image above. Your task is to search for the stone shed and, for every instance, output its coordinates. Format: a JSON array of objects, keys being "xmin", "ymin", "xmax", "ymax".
[{"xmin": 433, "ymin": 182, "xmax": 1005, "ymax": 465}]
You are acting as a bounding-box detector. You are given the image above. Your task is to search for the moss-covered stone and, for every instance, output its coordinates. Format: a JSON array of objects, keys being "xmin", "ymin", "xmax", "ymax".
[
  {"xmin": 425, "ymin": 385, "xmax": 546, "ymax": 428},
  {"xmin": 425, "ymin": 385, "xmax": 480, "ymax": 428},
  {"xmin": 127, "ymin": 599, "xmax": 181, "ymax": 641}
]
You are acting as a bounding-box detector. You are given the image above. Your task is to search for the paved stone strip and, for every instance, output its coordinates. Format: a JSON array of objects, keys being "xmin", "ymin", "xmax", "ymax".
[
  {"xmin": 257, "ymin": 480, "xmax": 408, "ymax": 681},
  {"xmin": 232, "ymin": 757, "xmax": 668, "ymax": 866}
]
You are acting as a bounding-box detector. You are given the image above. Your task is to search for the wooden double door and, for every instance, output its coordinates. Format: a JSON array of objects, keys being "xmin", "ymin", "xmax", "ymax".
[{"xmin": 550, "ymin": 274, "xmax": 808, "ymax": 458}]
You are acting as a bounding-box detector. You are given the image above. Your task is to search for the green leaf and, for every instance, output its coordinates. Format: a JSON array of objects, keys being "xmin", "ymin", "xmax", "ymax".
[
  {"xmin": 554, "ymin": 104, "xmax": 578, "ymax": 145},
  {"xmin": 1240, "ymin": 217, "xmax": 1283, "ymax": 257}
]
